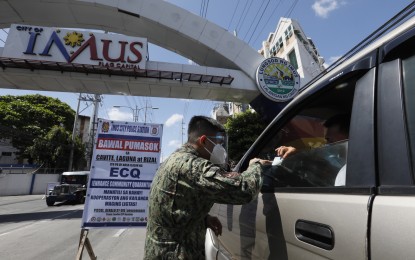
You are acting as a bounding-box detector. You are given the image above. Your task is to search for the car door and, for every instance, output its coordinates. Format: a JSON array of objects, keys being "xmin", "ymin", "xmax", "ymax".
[
  {"xmin": 210, "ymin": 52, "xmax": 378, "ymax": 259},
  {"xmin": 259, "ymin": 67, "xmax": 376, "ymax": 259},
  {"xmin": 370, "ymin": 25, "xmax": 415, "ymax": 259}
]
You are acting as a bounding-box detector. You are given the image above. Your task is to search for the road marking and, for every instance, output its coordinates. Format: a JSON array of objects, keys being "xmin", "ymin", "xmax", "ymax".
[
  {"xmin": 113, "ymin": 229, "xmax": 126, "ymax": 237},
  {"xmin": 52, "ymin": 211, "xmax": 79, "ymax": 220},
  {"xmin": 0, "ymin": 231, "xmax": 11, "ymax": 237},
  {"xmin": 0, "ymin": 210, "xmax": 82, "ymax": 237}
]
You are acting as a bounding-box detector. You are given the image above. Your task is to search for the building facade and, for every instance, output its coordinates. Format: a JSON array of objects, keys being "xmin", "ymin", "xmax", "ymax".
[
  {"xmin": 217, "ymin": 17, "xmax": 326, "ymax": 123},
  {"xmin": 259, "ymin": 17, "xmax": 326, "ymax": 87}
]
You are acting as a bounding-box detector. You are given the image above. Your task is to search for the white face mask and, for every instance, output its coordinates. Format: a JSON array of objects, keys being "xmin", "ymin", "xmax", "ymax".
[{"xmin": 204, "ymin": 137, "xmax": 227, "ymax": 166}]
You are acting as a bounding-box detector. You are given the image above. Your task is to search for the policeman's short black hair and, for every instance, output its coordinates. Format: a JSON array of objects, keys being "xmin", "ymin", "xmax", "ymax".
[{"xmin": 187, "ymin": 116, "xmax": 225, "ymax": 143}]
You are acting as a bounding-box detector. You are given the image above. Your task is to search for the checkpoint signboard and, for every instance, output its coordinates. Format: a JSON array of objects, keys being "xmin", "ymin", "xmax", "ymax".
[{"xmin": 82, "ymin": 119, "xmax": 163, "ymax": 228}]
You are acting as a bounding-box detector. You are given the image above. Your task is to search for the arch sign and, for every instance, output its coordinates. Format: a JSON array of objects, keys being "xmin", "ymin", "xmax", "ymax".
[
  {"xmin": 256, "ymin": 57, "xmax": 300, "ymax": 102},
  {"xmin": 3, "ymin": 24, "xmax": 147, "ymax": 70}
]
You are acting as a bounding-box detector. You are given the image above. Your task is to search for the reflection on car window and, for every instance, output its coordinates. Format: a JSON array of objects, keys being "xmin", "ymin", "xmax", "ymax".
[
  {"xmin": 262, "ymin": 141, "xmax": 348, "ymax": 190},
  {"xmin": 254, "ymin": 74, "xmax": 358, "ymax": 189},
  {"xmin": 402, "ymin": 53, "xmax": 415, "ymax": 180}
]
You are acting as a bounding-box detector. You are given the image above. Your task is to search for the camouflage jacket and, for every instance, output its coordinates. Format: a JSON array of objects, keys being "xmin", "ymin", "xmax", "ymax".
[{"xmin": 144, "ymin": 144, "xmax": 264, "ymax": 260}]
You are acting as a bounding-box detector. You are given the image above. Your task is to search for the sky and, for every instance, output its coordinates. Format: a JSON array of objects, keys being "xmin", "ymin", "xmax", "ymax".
[{"xmin": 0, "ymin": 0, "xmax": 413, "ymax": 161}]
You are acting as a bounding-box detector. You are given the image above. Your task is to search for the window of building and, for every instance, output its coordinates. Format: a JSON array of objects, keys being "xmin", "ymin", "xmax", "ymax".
[
  {"xmin": 284, "ymin": 25, "xmax": 293, "ymax": 40},
  {"xmin": 2, "ymin": 152, "xmax": 12, "ymax": 156},
  {"xmin": 278, "ymin": 37, "xmax": 283, "ymax": 48},
  {"xmin": 288, "ymin": 50, "xmax": 299, "ymax": 69}
]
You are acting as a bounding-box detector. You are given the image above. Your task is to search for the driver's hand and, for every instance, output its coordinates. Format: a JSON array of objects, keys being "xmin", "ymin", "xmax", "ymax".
[{"xmin": 275, "ymin": 146, "xmax": 297, "ymax": 159}]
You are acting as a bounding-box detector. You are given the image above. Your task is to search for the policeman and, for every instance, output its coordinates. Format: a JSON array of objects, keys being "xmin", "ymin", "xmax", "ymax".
[{"xmin": 144, "ymin": 115, "xmax": 270, "ymax": 259}]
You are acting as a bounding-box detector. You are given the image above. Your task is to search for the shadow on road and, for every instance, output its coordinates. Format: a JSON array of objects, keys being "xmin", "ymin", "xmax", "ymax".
[{"xmin": 0, "ymin": 205, "xmax": 83, "ymax": 224}]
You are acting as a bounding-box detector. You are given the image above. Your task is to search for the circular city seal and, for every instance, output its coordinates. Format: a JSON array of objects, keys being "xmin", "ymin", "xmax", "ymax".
[{"xmin": 256, "ymin": 57, "xmax": 301, "ymax": 102}]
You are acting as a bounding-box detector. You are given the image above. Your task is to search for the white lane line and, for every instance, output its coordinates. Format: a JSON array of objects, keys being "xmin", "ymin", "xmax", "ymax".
[
  {"xmin": 113, "ymin": 229, "xmax": 126, "ymax": 237},
  {"xmin": 0, "ymin": 210, "xmax": 81, "ymax": 237},
  {"xmin": 0, "ymin": 231, "xmax": 11, "ymax": 237}
]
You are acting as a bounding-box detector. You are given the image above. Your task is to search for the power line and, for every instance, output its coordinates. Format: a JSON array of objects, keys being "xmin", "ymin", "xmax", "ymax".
[
  {"xmin": 236, "ymin": 0, "xmax": 254, "ymax": 33},
  {"xmin": 227, "ymin": 1, "xmax": 241, "ymax": 30},
  {"xmin": 252, "ymin": 0, "xmax": 284, "ymax": 46},
  {"xmin": 200, "ymin": 0, "xmax": 205, "ymax": 16},
  {"xmin": 200, "ymin": 0, "xmax": 208, "ymax": 18},
  {"xmin": 204, "ymin": 0, "xmax": 210, "ymax": 18},
  {"xmin": 200, "ymin": 0, "xmax": 209, "ymax": 18},
  {"xmin": 285, "ymin": 0, "xmax": 299, "ymax": 18},
  {"xmin": 243, "ymin": 0, "xmax": 267, "ymax": 41},
  {"xmin": 247, "ymin": 0, "xmax": 272, "ymax": 44}
]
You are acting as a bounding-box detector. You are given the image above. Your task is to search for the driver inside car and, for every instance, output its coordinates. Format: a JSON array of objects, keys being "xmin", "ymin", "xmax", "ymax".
[{"xmin": 275, "ymin": 114, "xmax": 350, "ymax": 186}]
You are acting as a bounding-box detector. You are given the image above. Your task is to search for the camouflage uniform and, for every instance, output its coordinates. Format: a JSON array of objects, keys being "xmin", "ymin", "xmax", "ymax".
[{"xmin": 144, "ymin": 144, "xmax": 264, "ymax": 259}]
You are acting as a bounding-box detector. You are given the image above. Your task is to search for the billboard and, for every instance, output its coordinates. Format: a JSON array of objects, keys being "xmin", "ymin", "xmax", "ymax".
[
  {"xmin": 82, "ymin": 120, "xmax": 162, "ymax": 228},
  {"xmin": 2, "ymin": 24, "xmax": 147, "ymax": 70}
]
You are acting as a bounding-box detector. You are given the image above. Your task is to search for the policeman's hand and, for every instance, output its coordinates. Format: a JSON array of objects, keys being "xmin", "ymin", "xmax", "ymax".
[
  {"xmin": 206, "ymin": 215, "xmax": 222, "ymax": 236},
  {"xmin": 249, "ymin": 158, "xmax": 272, "ymax": 166},
  {"xmin": 275, "ymin": 146, "xmax": 297, "ymax": 159}
]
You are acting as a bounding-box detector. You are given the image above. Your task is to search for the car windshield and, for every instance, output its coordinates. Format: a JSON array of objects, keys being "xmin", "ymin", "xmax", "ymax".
[{"xmin": 61, "ymin": 175, "xmax": 88, "ymax": 185}]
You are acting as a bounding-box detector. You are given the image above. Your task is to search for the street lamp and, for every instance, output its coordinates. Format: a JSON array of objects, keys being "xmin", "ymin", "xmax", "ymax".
[{"xmin": 113, "ymin": 105, "xmax": 159, "ymax": 123}]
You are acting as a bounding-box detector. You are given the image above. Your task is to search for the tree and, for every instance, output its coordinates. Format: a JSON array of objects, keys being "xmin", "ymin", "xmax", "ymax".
[
  {"xmin": 224, "ymin": 110, "xmax": 268, "ymax": 164},
  {"xmin": 0, "ymin": 94, "xmax": 75, "ymax": 162},
  {"xmin": 27, "ymin": 125, "xmax": 87, "ymax": 170}
]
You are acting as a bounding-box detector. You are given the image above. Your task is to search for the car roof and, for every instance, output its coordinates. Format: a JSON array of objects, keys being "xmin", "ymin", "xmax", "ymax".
[
  {"xmin": 62, "ymin": 171, "xmax": 90, "ymax": 176},
  {"xmin": 299, "ymin": 12, "xmax": 415, "ymax": 97}
]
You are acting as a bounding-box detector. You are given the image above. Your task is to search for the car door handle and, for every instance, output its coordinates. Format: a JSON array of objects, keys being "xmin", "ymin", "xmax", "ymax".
[{"xmin": 295, "ymin": 220, "xmax": 334, "ymax": 250}]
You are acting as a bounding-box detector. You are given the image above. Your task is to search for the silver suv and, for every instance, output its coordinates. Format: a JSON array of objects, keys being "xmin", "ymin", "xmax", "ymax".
[{"xmin": 206, "ymin": 5, "xmax": 415, "ymax": 260}]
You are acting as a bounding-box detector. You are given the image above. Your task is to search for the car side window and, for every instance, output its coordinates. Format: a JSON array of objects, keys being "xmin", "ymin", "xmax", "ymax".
[
  {"xmin": 402, "ymin": 53, "xmax": 415, "ymax": 180},
  {"xmin": 259, "ymin": 76, "xmax": 358, "ymax": 189}
]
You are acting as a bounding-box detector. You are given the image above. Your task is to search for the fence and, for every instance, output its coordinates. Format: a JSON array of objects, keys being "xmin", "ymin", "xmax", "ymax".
[{"xmin": 0, "ymin": 173, "xmax": 60, "ymax": 196}]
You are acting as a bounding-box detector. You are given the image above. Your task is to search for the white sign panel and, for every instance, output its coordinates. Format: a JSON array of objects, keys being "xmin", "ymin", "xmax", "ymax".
[
  {"xmin": 82, "ymin": 120, "xmax": 163, "ymax": 228},
  {"xmin": 3, "ymin": 24, "xmax": 147, "ymax": 69}
]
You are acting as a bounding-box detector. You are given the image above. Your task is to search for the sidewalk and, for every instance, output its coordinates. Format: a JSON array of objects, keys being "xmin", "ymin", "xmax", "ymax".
[{"xmin": 0, "ymin": 194, "xmax": 44, "ymax": 206}]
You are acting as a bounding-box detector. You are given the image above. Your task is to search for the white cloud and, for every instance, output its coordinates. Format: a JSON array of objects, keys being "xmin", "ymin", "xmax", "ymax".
[
  {"xmin": 168, "ymin": 139, "xmax": 182, "ymax": 148},
  {"xmin": 329, "ymin": 55, "xmax": 342, "ymax": 64},
  {"xmin": 312, "ymin": 0, "xmax": 345, "ymax": 18},
  {"xmin": 322, "ymin": 55, "xmax": 342, "ymax": 68},
  {"xmin": 107, "ymin": 107, "xmax": 133, "ymax": 121},
  {"xmin": 165, "ymin": 114, "xmax": 183, "ymax": 127}
]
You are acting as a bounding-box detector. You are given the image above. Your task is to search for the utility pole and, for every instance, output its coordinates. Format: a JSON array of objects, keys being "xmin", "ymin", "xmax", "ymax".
[
  {"xmin": 87, "ymin": 94, "xmax": 101, "ymax": 169},
  {"xmin": 68, "ymin": 93, "xmax": 82, "ymax": 171},
  {"xmin": 181, "ymin": 118, "xmax": 185, "ymax": 144}
]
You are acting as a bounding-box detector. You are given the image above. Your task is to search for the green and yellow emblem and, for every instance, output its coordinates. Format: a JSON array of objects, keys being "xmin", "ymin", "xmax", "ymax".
[{"xmin": 256, "ymin": 57, "xmax": 300, "ymax": 102}]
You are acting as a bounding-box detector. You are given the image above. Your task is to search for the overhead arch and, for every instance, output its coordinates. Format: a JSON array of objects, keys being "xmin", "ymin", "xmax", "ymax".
[
  {"xmin": 0, "ymin": 0, "xmax": 274, "ymax": 105},
  {"xmin": 0, "ymin": 0, "xmax": 264, "ymax": 79}
]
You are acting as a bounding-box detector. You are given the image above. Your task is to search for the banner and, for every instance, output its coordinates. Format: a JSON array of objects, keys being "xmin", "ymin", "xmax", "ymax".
[
  {"xmin": 82, "ymin": 119, "xmax": 163, "ymax": 228},
  {"xmin": 2, "ymin": 24, "xmax": 147, "ymax": 70}
]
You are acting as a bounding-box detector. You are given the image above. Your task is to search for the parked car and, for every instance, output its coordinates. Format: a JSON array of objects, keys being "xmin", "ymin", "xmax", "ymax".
[
  {"xmin": 206, "ymin": 6, "xmax": 415, "ymax": 260},
  {"xmin": 45, "ymin": 171, "xmax": 89, "ymax": 206}
]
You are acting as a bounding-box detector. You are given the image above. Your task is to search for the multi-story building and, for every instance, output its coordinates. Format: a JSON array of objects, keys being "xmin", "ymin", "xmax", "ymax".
[
  {"xmin": 259, "ymin": 17, "xmax": 326, "ymax": 87},
  {"xmin": 216, "ymin": 17, "xmax": 325, "ymax": 123}
]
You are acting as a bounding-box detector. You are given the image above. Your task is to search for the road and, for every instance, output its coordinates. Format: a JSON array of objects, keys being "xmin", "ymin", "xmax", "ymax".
[{"xmin": 0, "ymin": 195, "xmax": 146, "ymax": 260}]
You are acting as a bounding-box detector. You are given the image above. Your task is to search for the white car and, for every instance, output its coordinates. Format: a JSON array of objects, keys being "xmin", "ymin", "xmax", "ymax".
[{"xmin": 206, "ymin": 6, "xmax": 415, "ymax": 260}]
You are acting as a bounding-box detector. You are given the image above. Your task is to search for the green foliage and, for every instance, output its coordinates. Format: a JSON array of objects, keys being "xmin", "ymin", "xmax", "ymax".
[
  {"xmin": 224, "ymin": 110, "xmax": 267, "ymax": 164},
  {"xmin": 0, "ymin": 94, "xmax": 86, "ymax": 169},
  {"xmin": 27, "ymin": 125, "xmax": 86, "ymax": 170}
]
